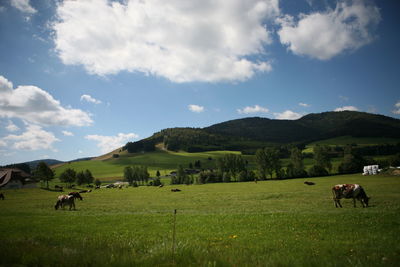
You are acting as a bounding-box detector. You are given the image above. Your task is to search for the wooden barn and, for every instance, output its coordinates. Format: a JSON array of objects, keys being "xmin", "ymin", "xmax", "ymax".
[{"xmin": 0, "ymin": 168, "xmax": 36, "ymax": 189}]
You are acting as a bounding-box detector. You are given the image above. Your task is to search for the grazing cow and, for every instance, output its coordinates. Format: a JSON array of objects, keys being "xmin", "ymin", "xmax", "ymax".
[
  {"xmin": 171, "ymin": 188, "xmax": 181, "ymax": 192},
  {"xmin": 304, "ymin": 181, "xmax": 315, "ymax": 185},
  {"xmin": 54, "ymin": 195, "xmax": 76, "ymax": 210},
  {"xmin": 0, "ymin": 193, "xmax": 4, "ymax": 200},
  {"xmin": 79, "ymin": 190, "xmax": 91, "ymax": 193},
  {"xmin": 68, "ymin": 192, "xmax": 83, "ymax": 200},
  {"xmin": 332, "ymin": 184, "xmax": 370, "ymax": 208}
]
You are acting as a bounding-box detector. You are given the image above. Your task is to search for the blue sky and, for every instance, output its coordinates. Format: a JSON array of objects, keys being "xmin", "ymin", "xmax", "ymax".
[{"xmin": 0, "ymin": 0, "xmax": 399, "ymax": 165}]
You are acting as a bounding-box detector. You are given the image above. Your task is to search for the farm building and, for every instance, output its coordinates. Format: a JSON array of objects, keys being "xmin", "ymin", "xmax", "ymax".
[{"xmin": 0, "ymin": 168, "xmax": 36, "ymax": 189}]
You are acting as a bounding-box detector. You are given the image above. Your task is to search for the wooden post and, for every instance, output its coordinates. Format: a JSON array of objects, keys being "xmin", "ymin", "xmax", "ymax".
[{"xmin": 172, "ymin": 209, "xmax": 177, "ymax": 263}]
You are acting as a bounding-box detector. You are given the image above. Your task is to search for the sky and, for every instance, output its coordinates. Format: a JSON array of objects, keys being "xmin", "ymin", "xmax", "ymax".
[{"xmin": 0, "ymin": 0, "xmax": 399, "ymax": 165}]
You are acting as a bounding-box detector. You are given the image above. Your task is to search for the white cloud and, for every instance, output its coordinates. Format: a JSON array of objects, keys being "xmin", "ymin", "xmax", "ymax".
[
  {"xmin": 62, "ymin": 130, "xmax": 74, "ymax": 136},
  {"xmin": 339, "ymin": 95, "xmax": 349, "ymax": 102},
  {"xmin": 278, "ymin": 0, "xmax": 380, "ymax": 60},
  {"xmin": 52, "ymin": 0, "xmax": 279, "ymax": 83},
  {"xmin": 3, "ymin": 124, "xmax": 59, "ymax": 150},
  {"xmin": 273, "ymin": 110, "xmax": 302, "ymax": 120},
  {"xmin": 6, "ymin": 121, "xmax": 19, "ymax": 132},
  {"xmin": 299, "ymin": 102, "xmax": 310, "ymax": 107},
  {"xmin": 392, "ymin": 101, "xmax": 400, "ymax": 115},
  {"xmin": 0, "ymin": 75, "xmax": 93, "ymax": 126},
  {"xmin": 10, "ymin": 0, "xmax": 37, "ymax": 14},
  {"xmin": 188, "ymin": 104, "xmax": 204, "ymax": 113},
  {"xmin": 334, "ymin": 106, "xmax": 359, "ymax": 111},
  {"xmin": 85, "ymin": 133, "xmax": 139, "ymax": 153},
  {"xmin": 237, "ymin": 105, "xmax": 269, "ymax": 114},
  {"xmin": 80, "ymin": 94, "xmax": 102, "ymax": 104},
  {"xmin": 0, "ymin": 140, "xmax": 6, "ymax": 147}
]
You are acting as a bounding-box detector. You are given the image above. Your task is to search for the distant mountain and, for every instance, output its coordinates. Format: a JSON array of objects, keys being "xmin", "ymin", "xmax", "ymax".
[
  {"xmin": 22, "ymin": 159, "xmax": 65, "ymax": 169},
  {"xmin": 206, "ymin": 111, "xmax": 400, "ymax": 143},
  {"xmin": 123, "ymin": 111, "xmax": 400, "ymax": 154}
]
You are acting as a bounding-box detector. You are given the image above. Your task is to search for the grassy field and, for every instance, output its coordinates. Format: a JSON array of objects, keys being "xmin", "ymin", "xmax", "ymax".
[
  {"xmin": 53, "ymin": 148, "xmax": 388, "ymax": 183},
  {"xmin": 1, "ymin": 174, "xmax": 399, "ymax": 266},
  {"xmin": 53, "ymin": 150, "xmax": 244, "ymax": 181}
]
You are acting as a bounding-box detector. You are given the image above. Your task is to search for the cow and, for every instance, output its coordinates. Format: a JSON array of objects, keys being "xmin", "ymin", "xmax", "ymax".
[
  {"xmin": 171, "ymin": 189, "xmax": 181, "ymax": 192},
  {"xmin": 68, "ymin": 192, "xmax": 83, "ymax": 200},
  {"xmin": 54, "ymin": 195, "xmax": 76, "ymax": 210},
  {"xmin": 332, "ymin": 184, "xmax": 370, "ymax": 208},
  {"xmin": 304, "ymin": 181, "xmax": 315, "ymax": 185}
]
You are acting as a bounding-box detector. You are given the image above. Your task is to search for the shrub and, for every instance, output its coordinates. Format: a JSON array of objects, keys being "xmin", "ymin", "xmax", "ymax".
[{"xmin": 308, "ymin": 165, "xmax": 329, "ymax": 177}]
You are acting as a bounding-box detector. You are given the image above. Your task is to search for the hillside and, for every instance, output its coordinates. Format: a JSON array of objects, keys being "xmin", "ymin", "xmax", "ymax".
[{"xmin": 123, "ymin": 111, "xmax": 400, "ymax": 154}]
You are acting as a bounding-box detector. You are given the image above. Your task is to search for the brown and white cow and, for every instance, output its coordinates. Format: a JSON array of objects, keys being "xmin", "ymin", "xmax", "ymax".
[
  {"xmin": 54, "ymin": 195, "xmax": 76, "ymax": 210},
  {"xmin": 332, "ymin": 184, "xmax": 370, "ymax": 208}
]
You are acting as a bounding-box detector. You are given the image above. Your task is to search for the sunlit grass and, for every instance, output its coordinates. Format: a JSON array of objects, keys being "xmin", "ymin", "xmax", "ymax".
[{"xmin": 1, "ymin": 174, "xmax": 399, "ymax": 266}]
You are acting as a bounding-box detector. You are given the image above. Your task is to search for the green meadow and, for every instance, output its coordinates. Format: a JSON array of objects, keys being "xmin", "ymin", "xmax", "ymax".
[
  {"xmin": 1, "ymin": 174, "xmax": 399, "ymax": 266},
  {"xmin": 54, "ymin": 150, "xmax": 244, "ymax": 180},
  {"xmin": 53, "ymin": 148, "xmax": 389, "ymax": 182}
]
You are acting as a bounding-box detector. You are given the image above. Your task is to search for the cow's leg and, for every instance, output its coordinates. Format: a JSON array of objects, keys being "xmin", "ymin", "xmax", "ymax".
[
  {"xmin": 353, "ymin": 198, "xmax": 356, "ymax": 208},
  {"xmin": 334, "ymin": 198, "xmax": 342, "ymax": 208}
]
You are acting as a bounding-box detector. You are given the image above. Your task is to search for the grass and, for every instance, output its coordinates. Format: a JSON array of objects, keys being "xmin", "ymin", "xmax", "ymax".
[
  {"xmin": 53, "ymin": 150, "xmax": 243, "ymax": 181},
  {"xmin": 1, "ymin": 174, "xmax": 400, "ymax": 266}
]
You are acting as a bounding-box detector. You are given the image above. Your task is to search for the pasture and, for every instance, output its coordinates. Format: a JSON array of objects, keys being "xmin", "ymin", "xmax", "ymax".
[
  {"xmin": 1, "ymin": 174, "xmax": 400, "ymax": 266},
  {"xmin": 53, "ymin": 150, "xmax": 241, "ymax": 180},
  {"xmin": 53, "ymin": 149, "xmax": 387, "ymax": 182}
]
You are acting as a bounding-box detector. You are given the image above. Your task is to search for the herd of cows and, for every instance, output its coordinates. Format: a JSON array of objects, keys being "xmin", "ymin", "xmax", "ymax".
[{"xmin": 51, "ymin": 183, "xmax": 370, "ymax": 211}]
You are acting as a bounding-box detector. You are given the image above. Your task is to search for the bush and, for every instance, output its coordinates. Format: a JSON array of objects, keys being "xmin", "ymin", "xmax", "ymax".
[
  {"xmin": 152, "ymin": 178, "xmax": 162, "ymax": 186},
  {"xmin": 308, "ymin": 165, "xmax": 329, "ymax": 177}
]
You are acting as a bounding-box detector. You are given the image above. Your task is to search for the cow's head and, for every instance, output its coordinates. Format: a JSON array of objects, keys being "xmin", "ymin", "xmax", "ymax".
[{"xmin": 364, "ymin": 196, "xmax": 370, "ymax": 207}]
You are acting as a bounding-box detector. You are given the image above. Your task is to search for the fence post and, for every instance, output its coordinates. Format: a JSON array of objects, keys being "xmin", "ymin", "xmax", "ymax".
[{"xmin": 172, "ymin": 209, "xmax": 177, "ymax": 263}]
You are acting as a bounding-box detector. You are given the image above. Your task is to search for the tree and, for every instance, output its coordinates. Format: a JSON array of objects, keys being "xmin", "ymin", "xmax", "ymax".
[
  {"xmin": 33, "ymin": 162, "xmax": 54, "ymax": 189},
  {"xmin": 313, "ymin": 145, "xmax": 332, "ymax": 171},
  {"xmin": 255, "ymin": 147, "xmax": 282, "ymax": 179},
  {"xmin": 390, "ymin": 153, "xmax": 400, "ymax": 167},
  {"xmin": 338, "ymin": 145, "xmax": 366, "ymax": 174},
  {"xmin": 59, "ymin": 168, "xmax": 77, "ymax": 187},
  {"xmin": 76, "ymin": 171, "xmax": 86, "ymax": 185},
  {"xmin": 308, "ymin": 165, "xmax": 329, "ymax": 177},
  {"xmin": 286, "ymin": 147, "xmax": 307, "ymax": 178},
  {"xmin": 255, "ymin": 148, "xmax": 268, "ymax": 180},
  {"xmin": 156, "ymin": 170, "xmax": 161, "ymax": 178},
  {"xmin": 124, "ymin": 166, "xmax": 134, "ymax": 185},
  {"xmin": 216, "ymin": 154, "xmax": 247, "ymax": 181},
  {"xmin": 84, "ymin": 169, "xmax": 94, "ymax": 185}
]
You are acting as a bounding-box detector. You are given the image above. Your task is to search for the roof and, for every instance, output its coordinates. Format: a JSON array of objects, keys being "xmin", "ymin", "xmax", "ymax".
[{"xmin": 0, "ymin": 168, "xmax": 31, "ymax": 187}]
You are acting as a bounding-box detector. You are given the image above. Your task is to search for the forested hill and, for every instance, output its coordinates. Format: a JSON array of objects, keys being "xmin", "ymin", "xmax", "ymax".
[
  {"xmin": 206, "ymin": 111, "xmax": 400, "ymax": 143},
  {"xmin": 123, "ymin": 111, "xmax": 400, "ymax": 153}
]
